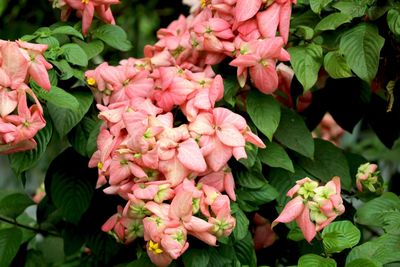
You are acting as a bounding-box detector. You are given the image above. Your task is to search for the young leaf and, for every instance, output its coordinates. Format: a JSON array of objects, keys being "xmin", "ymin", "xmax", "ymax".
[
  {"xmin": 247, "ymin": 90, "xmax": 281, "ymax": 141},
  {"xmin": 288, "ymin": 44, "xmax": 323, "ymax": 91},
  {"xmin": 274, "ymin": 108, "xmax": 315, "ymax": 159},
  {"xmin": 339, "ymin": 23, "xmax": 385, "ymax": 83},
  {"xmin": 51, "ymin": 25, "xmax": 83, "ymax": 39},
  {"xmin": 50, "ymin": 59, "xmax": 74, "ymax": 80},
  {"xmin": 315, "ymin": 13, "xmax": 352, "ymax": 32},
  {"xmin": 62, "ymin": 43, "xmax": 88, "ymax": 67},
  {"xmin": 93, "ymin": 24, "xmax": 132, "ymax": 51},
  {"xmin": 48, "ymin": 91, "xmax": 93, "ymax": 137},
  {"xmin": 298, "ymin": 254, "xmax": 337, "ymax": 267},
  {"xmin": 259, "ymin": 141, "xmax": 294, "ymax": 172},
  {"xmin": 322, "ymin": 221, "xmax": 361, "ymax": 253},
  {"xmin": 323, "ymin": 51, "xmax": 353, "ymax": 79},
  {"xmin": 0, "ymin": 228, "xmax": 22, "ymax": 267}
]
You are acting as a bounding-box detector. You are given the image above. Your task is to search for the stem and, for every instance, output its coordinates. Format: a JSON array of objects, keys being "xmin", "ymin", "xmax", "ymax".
[{"xmin": 0, "ymin": 215, "xmax": 59, "ymax": 237}]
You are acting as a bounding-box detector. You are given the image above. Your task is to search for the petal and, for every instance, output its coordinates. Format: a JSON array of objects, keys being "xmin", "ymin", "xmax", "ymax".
[
  {"xmin": 216, "ymin": 126, "xmax": 245, "ymax": 147},
  {"xmin": 296, "ymin": 206, "xmax": 316, "ymax": 243},
  {"xmin": 235, "ymin": 0, "xmax": 262, "ymax": 22},
  {"xmin": 272, "ymin": 196, "xmax": 305, "ymax": 227},
  {"xmin": 177, "ymin": 138, "xmax": 207, "ymax": 172},
  {"xmin": 257, "ymin": 3, "xmax": 280, "ymax": 38}
]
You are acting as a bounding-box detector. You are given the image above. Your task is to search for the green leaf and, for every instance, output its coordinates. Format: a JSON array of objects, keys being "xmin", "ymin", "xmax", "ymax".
[
  {"xmin": 259, "ymin": 141, "xmax": 294, "ymax": 172},
  {"xmin": 8, "ymin": 119, "xmax": 53, "ymax": 177},
  {"xmin": 36, "ymin": 36, "xmax": 59, "ymax": 48},
  {"xmin": 339, "ymin": 23, "xmax": 385, "ymax": 83},
  {"xmin": 355, "ymin": 192, "xmax": 400, "ymax": 233},
  {"xmin": 236, "ymin": 171, "xmax": 268, "ymax": 189},
  {"xmin": 274, "ymin": 108, "xmax": 314, "ymax": 158},
  {"xmin": 223, "ymin": 76, "xmax": 240, "ymax": 107},
  {"xmin": 297, "ymin": 139, "xmax": 352, "ymax": 190},
  {"xmin": 324, "ymin": 51, "xmax": 353, "ymax": 79},
  {"xmin": 247, "ymin": 90, "xmax": 281, "ymax": 141},
  {"xmin": 182, "ymin": 248, "xmax": 210, "ymax": 267},
  {"xmin": 322, "ymin": 221, "xmax": 361, "ymax": 253},
  {"xmin": 52, "ymin": 26, "xmax": 83, "ymax": 39},
  {"xmin": 387, "ymin": 9, "xmax": 400, "ymax": 36},
  {"xmin": 296, "ymin": 25, "xmax": 315, "ymax": 40},
  {"xmin": 45, "ymin": 148, "xmax": 96, "ymax": 224},
  {"xmin": 0, "ymin": 192, "xmax": 34, "ymax": 219},
  {"xmin": 232, "ymin": 205, "xmax": 250, "ymax": 241},
  {"xmin": 50, "ymin": 59, "xmax": 74, "ymax": 80},
  {"xmin": 93, "ymin": 24, "xmax": 132, "ymax": 51},
  {"xmin": 315, "ymin": 13, "xmax": 352, "ymax": 32},
  {"xmin": 298, "ymin": 254, "xmax": 337, "ymax": 267},
  {"xmin": 72, "ymin": 38, "xmax": 104, "ymax": 60},
  {"xmin": 234, "ymin": 232, "xmax": 257, "ymax": 267},
  {"xmin": 346, "ymin": 258, "xmax": 382, "ymax": 267},
  {"xmin": 346, "ymin": 234, "xmax": 400, "ymax": 265},
  {"xmin": 24, "ymin": 250, "xmax": 47, "ymax": 267},
  {"xmin": 0, "ymin": 0, "xmax": 7, "ymax": 17},
  {"xmin": 288, "ymin": 44, "xmax": 323, "ymax": 91},
  {"xmin": 238, "ymin": 143, "xmax": 258, "ymax": 169},
  {"xmin": 48, "ymin": 91, "xmax": 93, "ymax": 137},
  {"xmin": 332, "ymin": 1, "xmax": 367, "ymax": 18},
  {"xmin": 236, "ymin": 183, "xmax": 278, "ymax": 212},
  {"xmin": 310, "ymin": 0, "xmax": 333, "ymax": 14},
  {"xmin": 69, "ymin": 114, "xmax": 102, "ymax": 157},
  {"xmin": 32, "ymin": 85, "xmax": 79, "ymax": 111},
  {"xmin": 62, "ymin": 43, "xmax": 88, "ymax": 67},
  {"xmin": 0, "ymin": 228, "xmax": 22, "ymax": 267}
]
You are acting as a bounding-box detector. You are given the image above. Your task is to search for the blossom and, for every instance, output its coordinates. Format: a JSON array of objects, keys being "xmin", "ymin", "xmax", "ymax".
[
  {"xmin": 272, "ymin": 177, "xmax": 345, "ymax": 242},
  {"xmin": 356, "ymin": 163, "xmax": 380, "ymax": 192}
]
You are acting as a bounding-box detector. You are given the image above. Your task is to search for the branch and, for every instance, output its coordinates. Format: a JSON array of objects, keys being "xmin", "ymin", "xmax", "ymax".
[{"xmin": 0, "ymin": 215, "xmax": 59, "ymax": 237}]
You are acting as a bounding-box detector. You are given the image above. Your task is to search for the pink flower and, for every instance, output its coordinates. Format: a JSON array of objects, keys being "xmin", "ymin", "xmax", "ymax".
[
  {"xmin": 62, "ymin": 0, "xmax": 120, "ymax": 36},
  {"xmin": 356, "ymin": 163, "xmax": 379, "ymax": 192}
]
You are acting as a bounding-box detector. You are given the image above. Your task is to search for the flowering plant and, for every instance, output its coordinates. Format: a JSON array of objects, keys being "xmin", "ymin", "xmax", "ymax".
[{"xmin": 0, "ymin": 0, "xmax": 400, "ymax": 266}]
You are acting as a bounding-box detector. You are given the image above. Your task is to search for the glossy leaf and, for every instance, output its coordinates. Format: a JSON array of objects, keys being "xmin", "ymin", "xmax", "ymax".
[
  {"xmin": 288, "ymin": 43, "xmax": 323, "ymax": 91},
  {"xmin": 339, "ymin": 23, "xmax": 384, "ymax": 83},
  {"xmin": 298, "ymin": 139, "xmax": 352, "ymax": 190},
  {"xmin": 356, "ymin": 192, "xmax": 400, "ymax": 233},
  {"xmin": 322, "ymin": 221, "xmax": 361, "ymax": 253},
  {"xmin": 315, "ymin": 13, "xmax": 352, "ymax": 32},
  {"xmin": 298, "ymin": 254, "xmax": 336, "ymax": 267},
  {"xmin": 0, "ymin": 192, "xmax": 34, "ymax": 219},
  {"xmin": 274, "ymin": 108, "xmax": 315, "ymax": 159},
  {"xmin": 247, "ymin": 90, "xmax": 281, "ymax": 141},
  {"xmin": 259, "ymin": 141, "xmax": 294, "ymax": 172},
  {"xmin": 62, "ymin": 43, "xmax": 88, "ymax": 67},
  {"xmin": 48, "ymin": 91, "xmax": 93, "ymax": 137},
  {"xmin": 93, "ymin": 24, "xmax": 132, "ymax": 51},
  {"xmin": 324, "ymin": 51, "xmax": 353, "ymax": 79}
]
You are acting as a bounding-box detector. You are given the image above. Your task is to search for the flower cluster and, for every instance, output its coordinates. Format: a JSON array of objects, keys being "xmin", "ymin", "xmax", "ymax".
[
  {"xmin": 51, "ymin": 0, "xmax": 120, "ymax": 36},
  {"xmin": 356, "ymin": 163, "xmax": 380, "ymax": 193},
  {"xmin": 272, "ymin": 177, "xmax": 345, "ymax": 242},
  {"xmin": 144, "ymin": 0, "xmax": 295, "ymax": 94},
  {"xmin": 0, "ymin": 40, "xmax": 52, "ymax": 154},
  {"xmin": 86, "ymin": 41, "xmax": 265, "ymax": 267}
]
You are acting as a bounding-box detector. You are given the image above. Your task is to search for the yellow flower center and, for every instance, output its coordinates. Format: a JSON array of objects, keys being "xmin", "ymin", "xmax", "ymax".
[
  {"xmin": 87, "ymin": 77, "xmax": 96, "ymax": 86},
  {"xmin": 201, "ymin": 0, "xmax": 207, "ymax": 8},
  {"xmin": 148, "ymin": 240, "xmax": 163, "ymax": 254},
  {"xmin": 97, "ymin": 162, "xmax": 103, "ymax": 170},
  {"xmin": 82, "ymin": 0, "xmax": 89, "ymax": 4}
]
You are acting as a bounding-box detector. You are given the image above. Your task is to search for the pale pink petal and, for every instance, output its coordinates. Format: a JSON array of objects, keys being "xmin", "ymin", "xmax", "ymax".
[{"xmin": 177, "ymin": 138, "xmax": 207, "ymax": 172}]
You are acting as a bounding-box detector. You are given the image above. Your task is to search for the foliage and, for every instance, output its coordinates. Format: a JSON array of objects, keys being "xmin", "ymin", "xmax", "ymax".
[{"xmin": 0, "ymin": 0, "xmax": 399, "ymax": 266}]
